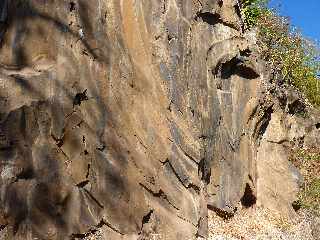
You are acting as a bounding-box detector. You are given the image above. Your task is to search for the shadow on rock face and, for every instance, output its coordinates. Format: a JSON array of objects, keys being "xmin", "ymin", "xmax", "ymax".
[{"xmin": 2, "ymin": 0, "xmax": 109, "ymax": 69}]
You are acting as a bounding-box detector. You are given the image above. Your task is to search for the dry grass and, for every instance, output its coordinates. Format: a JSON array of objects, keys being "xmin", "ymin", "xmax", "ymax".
[
  {"xmin": 208, "ymin": 207, "xmax": 316, "ymax": 240},
  {"xmin": 289, "ymin": 147, "xmax": 320, "ymax": 214}
]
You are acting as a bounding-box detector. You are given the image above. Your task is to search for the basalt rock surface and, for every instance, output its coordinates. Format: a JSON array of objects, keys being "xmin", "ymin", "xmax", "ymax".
[{"xmin": 0, "ymin": 0, "xmax": 319, "ymax": 240}]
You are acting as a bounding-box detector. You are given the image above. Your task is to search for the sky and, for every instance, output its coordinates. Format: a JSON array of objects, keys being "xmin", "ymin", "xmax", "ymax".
[{"xmin": 269, "ymin": 0, "xmax": 320, "ymax": 42}]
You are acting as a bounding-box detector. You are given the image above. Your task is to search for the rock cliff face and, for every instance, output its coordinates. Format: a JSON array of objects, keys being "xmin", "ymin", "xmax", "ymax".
[{"xmin": 0, "ymin": 0, "xmax": 319, "ymax": 239}]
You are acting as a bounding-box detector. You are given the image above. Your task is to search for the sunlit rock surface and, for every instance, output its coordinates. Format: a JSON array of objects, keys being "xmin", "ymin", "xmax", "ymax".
[{"xmin": 0, "ymin": 1, "xmax": 319, "ymax": 239}]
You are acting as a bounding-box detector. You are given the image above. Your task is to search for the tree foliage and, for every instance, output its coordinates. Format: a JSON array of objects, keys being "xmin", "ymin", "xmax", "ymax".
[
  {"xmin": 241, "ymin": 0, "xmax": 268, "ymax": 28},
  {"xmin": 242, "ymin": 0, "xmax": 320, "ymax": 107}
]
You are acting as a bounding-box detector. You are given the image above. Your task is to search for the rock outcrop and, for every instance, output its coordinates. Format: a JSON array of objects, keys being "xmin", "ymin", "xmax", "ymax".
[{"xmin": 0, "ymin": 0, "xmax": 319, "ymax": 239}]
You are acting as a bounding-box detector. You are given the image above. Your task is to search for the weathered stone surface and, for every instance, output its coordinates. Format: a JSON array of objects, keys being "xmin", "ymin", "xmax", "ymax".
[
  {"xmin": 256, "ymin": 112, "xmax": 299, "ymax": 218},
  {"xmin": 0, "ymin": 0, "xmax": 318, "ymax": 239}
]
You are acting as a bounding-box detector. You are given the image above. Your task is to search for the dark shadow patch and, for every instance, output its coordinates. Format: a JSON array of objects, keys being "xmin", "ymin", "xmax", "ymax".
[
  {"xmin": 70, "ymin": 218, "xmax": 123, "ymax": 239},
  {"xmin": 139, "ymin": 183, "xmax": 179, "ymax": 211},
  {"xmin": 71, "ymin": 233, "xmax": 89, "ymax": 239},
  {"xmin": 219, "ymin": 57, "xmax": 259, "ymax": 79},
  {"xmin": 292, "ymin": 200, "xmax": 301, "ymax": 212},
  {"xmin": 69, "ymin": 1, "xmax": 76, "ymax": 12},
  {"xmin": 6, "ymin": 0, "xmax": 33, "ymax": 68},
  {"xmin": 256, "ymin": 106, "xmax": 273, "ymax": 140},
  {"xmin": 0, "ymin": 224, "xmax": 7, "ymax": 232},
  {"xmin": 85, "ymin": 164, "xmax": 90, "ymax": 178},
  {"xmin": 0, "ymin": 2, "xmax": 115, "ymax": 237},
  {"xmin": 0, "ymin": 0, "xmax": 9, "ymax": 23},
  {"xmin": 13, "ymin": 42, "xmax": 28, "ymax": 67},
  {"xmin": 240, "ymin": 183, "xmax": 256, "ymax": 208},
  {"xmin": 6, "ymin": 187, "xmax": 28, "ymax": 235},
  {"xmin": 5, "ymin": 1, "xmax": 109, "ymax": 65},
  {"xmin": 76, "ymin": 180, "xmax": 89, "ymax": 188},
  {"xmin": 96, "ymin": 145, "xmax": 105, "ymax": 152},
  {"xmin": 207, "ymin": 205, "xmax": 235, "ymax": 220},
  {"xmin": 288, "ymin": 100, "xmax": 306, "ymax": 117},
  {"xmin": 82, "ymin": 189, "xmax": 104, "ymax": 209},
  {"xmin": 195, "ymin": 11, "xmax": 239, "ymax": 30},
  {"xmin": 236, "ymin": 64, "xmax": 260, "ymax": 79},
  {"xmin": 195, "ymin": 12, "xmax": 220, "ymax": 25},
  {"xmin": 139, "ymin": 210, "xmax": 156, "ymax": 237},
  {"xmin": 198, "ymin": 158, "xmax": 211, "ymax": 184},
  {"xmin": 248, "ymin": 174, "xmax": 254, "ymax": 183},
  {"xmin": 32, "ymin": 182, "xmax": 67, "ymax": 229},
  {"xmin": 16, "ymin": 167, "xmax": 34, "ymax": 181},
  {"xmin": 11, "ymin": 75, "xmax": 35, "ymax": 93},
  {"xmin": 316, "ymin": 123, "xmax": 320, "ymax": 129},
  {"xmin": 51, "ymin": 134, "xmax": 64, "ymax": 147},
  {"xmin": 70, "ymin": 220, "xmax": 101, "ymax": 239},
  {"xmin": 141, "ymin": 210, "xmax": 153, "ymax": 225},
  {"xmin": 73, "ymin": 89, "xmax": 88, "ymax": 107},
  {"xmin": 81, "ymin": 49, "xmax": 89, "ymax": 56},
  {"xmin": 0, "ymin": 23, "xmax": 8, "ymax": 48},
  {"xmin": 188, "ymin": 183, "xmax": 200, "ymax": 194}
]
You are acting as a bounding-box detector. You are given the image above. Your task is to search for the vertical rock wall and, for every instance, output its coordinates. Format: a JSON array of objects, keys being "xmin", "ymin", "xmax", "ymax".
[{"xmin": 0, "ymin": 0, "xmax": 317, "ymax": 239}]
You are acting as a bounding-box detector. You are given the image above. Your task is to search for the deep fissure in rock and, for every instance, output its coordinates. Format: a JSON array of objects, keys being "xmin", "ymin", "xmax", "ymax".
[
  {"xmin": 51, "ymin": 134, "xmax": 64, "ymax": 147},
  {"xmin": 86, "ymin": 164, "xmax": 90, "ymax": 178},
  {"xmin": 70, "ymin": 219, "xmax": 122, "ymax": 239},
  {"xmin": 141, "ymin": 210, "xmax": 153, "ymax": 227},
  {"xmin": 198, "ymin": 158, "xmax": 211, "ymax": 184},
  {"xmin": 240, "ymin": 183, "xmax": 256, "ymax": 208},
  {"xmin": 257, "ymin": 106, "xmax": 273, "ymax": 140},
  {"xmin": 69, "ymin": 1, "xmax": 76, "ymax": 12},
  {"xmin": 76, "ymin": 180, "xmax": 89, "ymax": 188},
  {"xmin": 82, "ymin": 188, "xmax": 104, "ymax": 209},
  {"xmin": 139, "ymin": 183, "xmax": 180, "ymax": 211}
]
